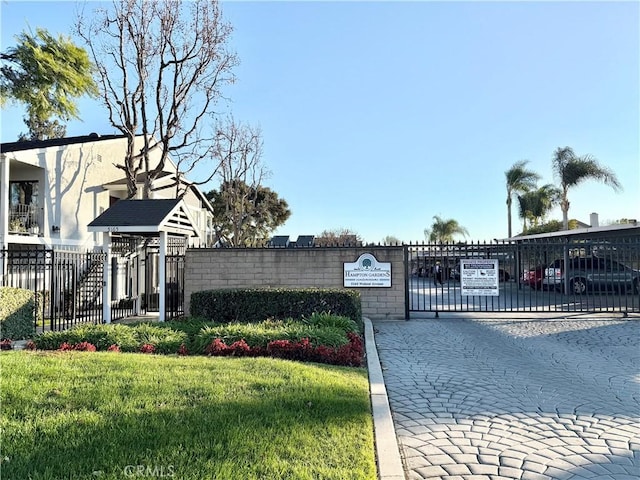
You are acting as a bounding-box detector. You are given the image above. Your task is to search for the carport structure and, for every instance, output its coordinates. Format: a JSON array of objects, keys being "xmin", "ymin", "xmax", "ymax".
[{"xmin": 88, "ymin": 198, "xmax": 200, "ymax": 323}]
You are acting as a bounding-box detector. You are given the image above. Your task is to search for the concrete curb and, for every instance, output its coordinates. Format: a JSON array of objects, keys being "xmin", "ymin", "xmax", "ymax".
[{"xmin": 364, "ymin": 317, "xmax": 406, "ymax": 480}]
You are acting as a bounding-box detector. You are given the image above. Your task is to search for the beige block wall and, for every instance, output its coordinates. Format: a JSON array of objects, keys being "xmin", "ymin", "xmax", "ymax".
[{"xmin": 185, "ymin": 246, "xmax": 406, "ymax": 319}]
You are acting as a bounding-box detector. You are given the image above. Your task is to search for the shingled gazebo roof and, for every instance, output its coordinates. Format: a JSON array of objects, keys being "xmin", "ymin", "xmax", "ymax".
[{"xmin": 88, "ymin": 199, "xmax": 199, "ymax": 238}]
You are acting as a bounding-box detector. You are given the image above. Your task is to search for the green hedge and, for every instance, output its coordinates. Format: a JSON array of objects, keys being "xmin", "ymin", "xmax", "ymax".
[
  {"xmin": 0, "ymin": 287, "xmax": 36, "ymax": 340},
  {"xmin": 190, "ymin": 288, "xmax": 362, "ymax": 331}
]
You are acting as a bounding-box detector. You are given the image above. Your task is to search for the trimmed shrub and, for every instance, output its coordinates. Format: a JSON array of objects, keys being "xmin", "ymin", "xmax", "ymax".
[
  {"xmin": 190, "ymin": 288, "xmax": 362, "ymax": 331},
  {"xmin": 0, "ymin": 287, "xmax": 36, "ymax": 340}
]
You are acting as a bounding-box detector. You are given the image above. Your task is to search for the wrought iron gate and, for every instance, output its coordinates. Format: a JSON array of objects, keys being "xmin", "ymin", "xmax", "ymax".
[
  {"xmin": 406, "ymin": 236, "xmax": 639, "ymax": 315},
  {"xmin": 142, "ymin": 249, "xmax": 185, "ymax": 320}
]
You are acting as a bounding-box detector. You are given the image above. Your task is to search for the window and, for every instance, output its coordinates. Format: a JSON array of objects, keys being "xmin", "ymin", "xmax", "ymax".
[
  {"xmin": 9, "ymin": 181, "xmax": 39, "ymax": 207},
  {"xmin": 9, "ymin": 181, "xmax": 39, "ymax": 232}
]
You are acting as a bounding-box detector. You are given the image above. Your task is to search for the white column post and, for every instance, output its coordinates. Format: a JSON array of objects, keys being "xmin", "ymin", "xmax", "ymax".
[
  {"xmin": 0, "ymin": 155, "xmax": 9, "ymax": 252},
  {"xmin": 158, "ymin": 231, "xmax": 166, "ymax": 322},
  {"xmin": 102, "ymin": 232, "xmax": 112, "ymax": 324},
  {"xmin": 134, "ymin": 243, "xmax": 143, "ymax": 315}
]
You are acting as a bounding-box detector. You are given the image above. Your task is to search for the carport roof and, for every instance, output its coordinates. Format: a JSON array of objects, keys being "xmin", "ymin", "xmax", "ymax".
[
  {"xmin": 502, "ymin": 222, "xmax": 639, "ymax": 242},
  {"xmin": 87, "ymin": 199, "xmax": 199, "ymax": 237}
]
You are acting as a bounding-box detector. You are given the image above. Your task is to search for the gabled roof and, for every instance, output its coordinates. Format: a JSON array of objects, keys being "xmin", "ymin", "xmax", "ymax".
[
  {"xmin": 102, "ymin": 171, "xmax": 173, "ymax": 187},
  {"xmin": 268, "ymin": 235, "xmax": 290, "ymax": 248},
  {"xmin": 87, "ymin": 199, "xmax": 200, "ymax": 238},
  {"xmin": 102, "ymin": 171, "xmax": 214, "ymax": 215},
  {"xmin": 295, "ymin": 235, "xmax": 315, "ymax": 247}
]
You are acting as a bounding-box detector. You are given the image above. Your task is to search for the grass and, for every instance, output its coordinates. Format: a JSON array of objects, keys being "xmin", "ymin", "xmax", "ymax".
[{"xmin": 0, "ymin": 351, "xmax": 376, "ymax": 480}]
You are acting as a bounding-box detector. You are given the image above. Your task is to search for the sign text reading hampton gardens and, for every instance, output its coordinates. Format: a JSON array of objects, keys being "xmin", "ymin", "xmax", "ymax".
[{"xmin": 343, "ymin": 253, "xmax": 392, "ymax": 288}]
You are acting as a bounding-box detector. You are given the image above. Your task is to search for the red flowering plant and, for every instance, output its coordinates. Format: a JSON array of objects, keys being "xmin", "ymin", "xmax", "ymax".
[
  {"xmin": 0, "ymin": 339, "xmax": 13, "ymax": 351},
  {"xmin": 205, "ymin": 338, "xmax": 230, "ymax": 356},
  {"xmin": 25, "ymin": 340, "xmax": 37, "ymax": 350},
  {"xmin": 107, "ymin": 344, "xmax": 121, "ymax": 353},
  {"xmin": 267, "ymin": 338, "xmax": 314, "ymax": 362},
  {"xmin": 228, "ymin": 339, "xmax": 250, "ymax": 356},
  {"xmin": 73, "ymin": 342, "xmax": 97, "ymax": 352},
  {"xmin": 58, "ymin": 342, "xmax": 74, "ymax": 351},
  {"xmin": 139, "ymin": 343, "xmax": 155, "ymax": 354},
  {"xmin": 177, "ymin": 343, "xmax": 189, "ymax": 356}
]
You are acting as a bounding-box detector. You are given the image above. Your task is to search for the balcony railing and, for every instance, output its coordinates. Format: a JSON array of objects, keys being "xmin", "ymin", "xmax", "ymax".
[{"xmin": 9, "ymin": 204, "xmax": 41, "ymax": 235}]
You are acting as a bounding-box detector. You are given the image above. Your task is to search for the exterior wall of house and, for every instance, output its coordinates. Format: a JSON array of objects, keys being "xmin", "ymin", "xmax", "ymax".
[
  {"xmin": 184, "ymin": 246, "xmax": 406, "ymax": 319},
  {"xmin": 2, "ymin": 136, "xmax": 213, "ymax": 250},
  {"xmin": 4, "ymin": 138, "xmax": 132, "ymax": 249}
]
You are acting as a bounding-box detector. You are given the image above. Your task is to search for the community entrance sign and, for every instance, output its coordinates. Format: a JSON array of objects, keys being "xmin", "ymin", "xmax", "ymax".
[{"xmin": 344, "ymin": 253, "xmax": 392, "ymax": 288}]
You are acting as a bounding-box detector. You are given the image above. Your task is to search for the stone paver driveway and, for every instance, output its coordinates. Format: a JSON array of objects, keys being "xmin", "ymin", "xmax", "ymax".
[{"xmin": 373, "ymin": 315, "xmax": 640, "ymax": 480}]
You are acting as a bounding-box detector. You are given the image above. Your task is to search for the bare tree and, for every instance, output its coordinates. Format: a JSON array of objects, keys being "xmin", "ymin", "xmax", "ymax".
[
  {"xmin": 76, "ymin": 0, "xmax": 238, "ymax": 198},
  {"xmin": 315, "ymin": 228, "xmax": 363, "ymax": 247},
  {"xmin": 205, "ymin": 117, "xmax": 285, "ymax": 246}
]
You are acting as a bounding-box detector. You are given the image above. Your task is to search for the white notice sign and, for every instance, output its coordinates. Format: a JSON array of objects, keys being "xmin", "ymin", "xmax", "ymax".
[{"xmin": 460, "ymin": 259, "xmax": 499, "ymax": 296}]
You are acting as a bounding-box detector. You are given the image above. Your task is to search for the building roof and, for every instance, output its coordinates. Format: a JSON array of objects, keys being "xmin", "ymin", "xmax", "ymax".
[
  {"xmin": 268, "ymin": 235, "xmax": 290, "ymax": 248},
  {"xmin": 1, "ymin": 133, "xmax": 127, "ymax": 153},
  {"xmin": 102, "ymin": 171, "xmax": 173, "ymax": 187},
  {"xmin": 87, "ymin": 199, "xmax": 199, "ymax": 237},
  {"xmin": 502, "ymin": 222, "xmax": 639, "ymax": 243},
  {"xmin": 266, "ymin": 235, "xmax": 316, "ymax": 248},
  {"xmin": 295, "ymin": 235, "xmax": 315, "ymax": 247},
  {"xmin": 102, "ymin": 171, "xmax": 215, "ymax": 215}
]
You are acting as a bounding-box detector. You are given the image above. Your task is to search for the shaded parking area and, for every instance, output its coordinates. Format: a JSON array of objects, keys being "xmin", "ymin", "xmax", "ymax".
[{"xmin": 373, "ymin": 314, "xmax": 640, "ymax": 479}]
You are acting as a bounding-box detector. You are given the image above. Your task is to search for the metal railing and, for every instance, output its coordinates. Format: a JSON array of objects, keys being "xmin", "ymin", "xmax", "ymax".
[{"xmin": 8, "ymin": 204, "xmax": 40, "ymax": 234}]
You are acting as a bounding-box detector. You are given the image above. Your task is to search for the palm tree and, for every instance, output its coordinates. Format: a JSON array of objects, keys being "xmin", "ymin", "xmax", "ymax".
[
  {"xmin": 424, "ymin": 215, "xmax": 469, "ymax": 244},
  {"xmin": 516, "ymin": 193, "xmax": 535, "ymax": 233},
  {"xmin": 517, "ymin": 184, "xmax": 560, "ymax": 233},
  {"xmin": 552, "ymin": 147, "xmax": 622, "ymax": 230},
  {"xmin": 505, "ymin": 160, "xmax": 540, "ymax": 238}
]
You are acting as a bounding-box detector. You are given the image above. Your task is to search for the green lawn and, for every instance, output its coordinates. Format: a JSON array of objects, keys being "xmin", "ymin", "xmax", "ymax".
[{"xmin": 1, "ymin": 351, "xmax": 376, "ymax": 480}]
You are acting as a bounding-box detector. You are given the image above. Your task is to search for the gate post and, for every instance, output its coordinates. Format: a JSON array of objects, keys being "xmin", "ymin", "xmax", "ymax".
[
  {"xmin": 102, "ymin": 232, "xmax": 112, "ymax": 324},
  {"xmin": 403, "ymin": 245, "xmax": 410, "ymax": 320},
  {"xmin": 158, "ymin": 231, "xmax": 166, "ymax": 322}
]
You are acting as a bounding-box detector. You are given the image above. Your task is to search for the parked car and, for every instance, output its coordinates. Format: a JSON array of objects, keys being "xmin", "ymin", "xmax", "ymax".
[
  {"xmin": 542, "ymin": 256, "xmax": 640, "ymax": 294},
  {"xmin": 521, "ymin": 265, "xmax": 545, "ymax": 290}
]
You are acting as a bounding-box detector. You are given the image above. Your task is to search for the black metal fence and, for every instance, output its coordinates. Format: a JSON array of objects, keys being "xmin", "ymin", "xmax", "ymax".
[
  {"xmin": 0, "ymin": 248, "xmax": 105, "ymax": 332},
  {"xmin": 406, "ymin": 236, "xmax": 640, "ymax": 314},
  {"xmin": 1, "ymin": 246, "xmax": 186, "ymax": 333}
]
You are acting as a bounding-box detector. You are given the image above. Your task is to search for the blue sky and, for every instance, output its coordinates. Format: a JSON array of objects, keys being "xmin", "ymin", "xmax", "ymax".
[{"xmin": 2, "ymin": 1, "xmax": 639, "ymax": 243}]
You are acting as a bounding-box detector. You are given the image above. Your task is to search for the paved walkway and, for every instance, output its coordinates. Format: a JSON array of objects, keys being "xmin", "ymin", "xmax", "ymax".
[{"xmin": 372, "ymin": 314, "xmax": 640, "ymax": 480}]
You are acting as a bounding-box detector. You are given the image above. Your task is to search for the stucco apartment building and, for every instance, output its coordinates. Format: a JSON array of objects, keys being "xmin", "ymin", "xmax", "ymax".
[
  {"xmin": 1, "ymin": 134, "xmax": 216, "ymax": 323},
  {"xmin": 0, "ymin": 133, "xmax": 214, "ymax": 251}
]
